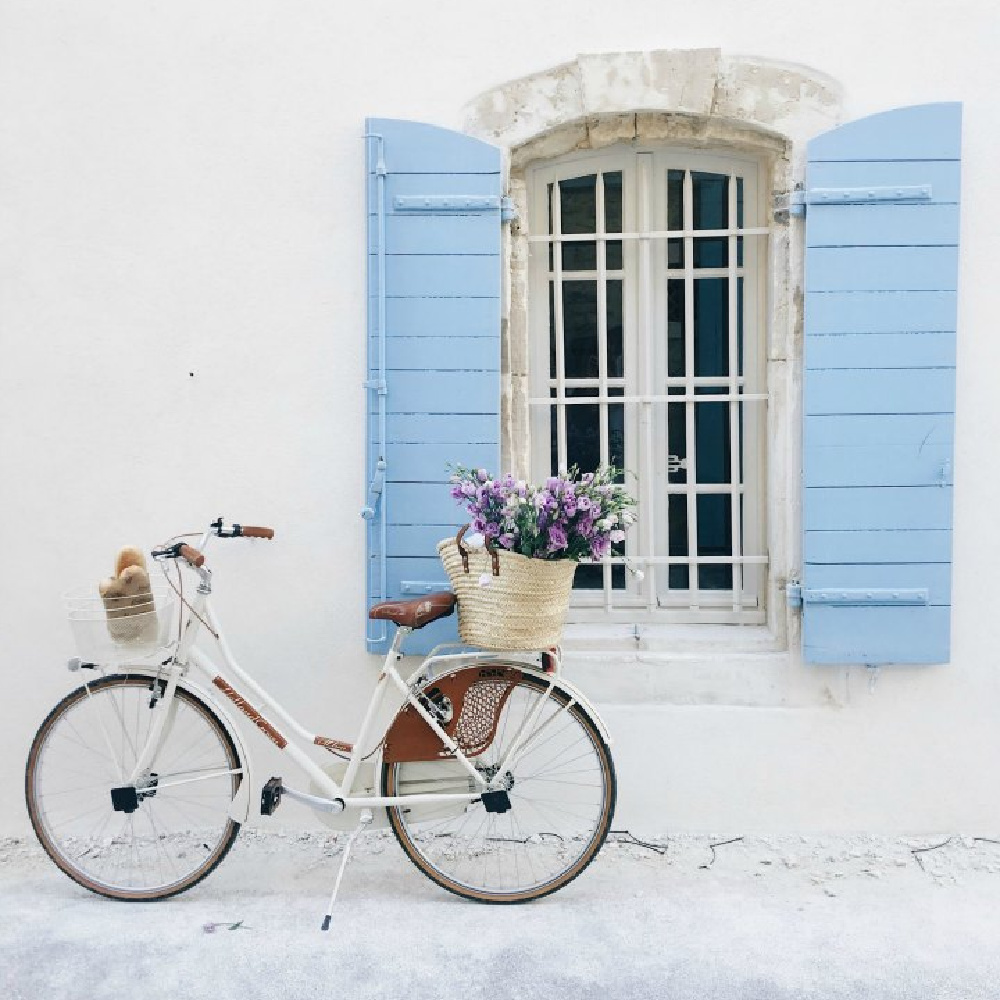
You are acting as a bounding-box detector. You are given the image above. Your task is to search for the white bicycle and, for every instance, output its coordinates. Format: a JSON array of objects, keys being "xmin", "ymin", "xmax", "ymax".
[{"xmin": 25, "ymin": 519, "xmax": 617, "ymax": 916}]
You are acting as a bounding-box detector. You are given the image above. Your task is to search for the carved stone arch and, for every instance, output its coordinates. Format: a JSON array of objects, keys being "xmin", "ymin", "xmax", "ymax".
[{"xmin": 462, "ymin": 49, "xmax": 842, "ymax": 477}]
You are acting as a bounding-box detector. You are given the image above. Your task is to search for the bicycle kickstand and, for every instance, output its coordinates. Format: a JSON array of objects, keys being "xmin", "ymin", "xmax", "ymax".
[{"xmin": 320, "ymin": 808, "xmax": 374, "ymax": 931}]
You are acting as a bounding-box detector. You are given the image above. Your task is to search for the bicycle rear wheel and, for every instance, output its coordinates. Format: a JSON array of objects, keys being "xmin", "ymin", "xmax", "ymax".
[
  {"xmin": 382, "ymin": 672, "xmax": 616, "ymax": 903},
  {"xmin": 26, "ymin": 673, "xmax": 242, "ymax": 900}
]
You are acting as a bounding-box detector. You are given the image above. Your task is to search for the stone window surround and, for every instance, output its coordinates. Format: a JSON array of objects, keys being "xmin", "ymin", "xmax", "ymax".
[{"xmin": 461, "ymin": 49, "xmax": 842, "ymax": 661}]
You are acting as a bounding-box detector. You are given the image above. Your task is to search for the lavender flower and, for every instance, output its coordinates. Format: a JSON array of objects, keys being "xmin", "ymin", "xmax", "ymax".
[{"xmin": 447, "ymin": 463, "xmax": 637, "ymax": 563}]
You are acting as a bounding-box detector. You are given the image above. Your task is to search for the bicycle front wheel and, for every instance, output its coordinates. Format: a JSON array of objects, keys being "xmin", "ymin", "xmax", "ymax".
[
  {"xmin": 26, "ymin": 673, "xmax": 242, "ymax": 900},
  {"xmin": 382, "ymin": 672, "xmax": 616, "ymax": 903}
]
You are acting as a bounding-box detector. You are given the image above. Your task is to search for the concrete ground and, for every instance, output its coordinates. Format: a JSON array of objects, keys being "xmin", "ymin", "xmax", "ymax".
[{"xmin": 3, "ymin": 829, "xmax": 1000, "ymax": 1000}]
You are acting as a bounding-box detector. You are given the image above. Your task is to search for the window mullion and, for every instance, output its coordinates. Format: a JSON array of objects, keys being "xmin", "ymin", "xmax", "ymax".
[
  {"xmin": 596, "ymin": 174, "xmax": 612, "ymax": 610},
  {"xmin": 552, "ymin": 184, "xmax": 568, "ymax": 474},
  {"xmin": 728, "ymin": 173, "xmax": 744, "ymax": 613},
  {"xmin": 682, "ymin": 169, "xmax": 699, "ymax": 605},
  {"xmin": 637, "ymin": 153, "xmax": 658, "ymax": 613}
]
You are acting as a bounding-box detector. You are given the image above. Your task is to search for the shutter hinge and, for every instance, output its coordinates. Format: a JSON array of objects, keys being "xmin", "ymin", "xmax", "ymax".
[
  {"xmin": 788, "ymin": 584, "xmax": 929, "ymax": 608},
  {"xmin": 775, "ymin": 189, "xmax": 808, "ymax": 219},
  {"xmin": 776, "ymin": 184, "xmax": 933, "ymax": 218},
  {"xmin": 500, "ymin": 196, "xmax": 518, "ymax": 223}
]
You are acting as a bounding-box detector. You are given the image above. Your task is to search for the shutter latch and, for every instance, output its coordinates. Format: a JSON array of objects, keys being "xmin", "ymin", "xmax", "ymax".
[{"xmin": 361, "ymin": 459, "xmax": 386, "ymax": 521}]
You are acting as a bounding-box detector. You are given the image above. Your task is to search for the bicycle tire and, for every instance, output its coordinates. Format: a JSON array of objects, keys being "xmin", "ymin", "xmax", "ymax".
[
  {"xmin": 26, "ymin": 673, "xmax": 242, "ymax": 901},
  {"xmin": 382, "ymin": 671, "xmax": 616, "ymax": 903}
]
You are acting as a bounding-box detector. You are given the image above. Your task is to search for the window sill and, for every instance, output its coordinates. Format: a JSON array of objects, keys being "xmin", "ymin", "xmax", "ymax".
[{"xmin": 560, "ymin": 621, "xmax": 785, "ymax": 656}]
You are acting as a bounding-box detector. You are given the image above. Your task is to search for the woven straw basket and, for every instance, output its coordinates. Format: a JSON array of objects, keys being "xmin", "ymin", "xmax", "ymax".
[{"xmin": 437, "ymin": 526, "xmax": 577, "ymax": 650}]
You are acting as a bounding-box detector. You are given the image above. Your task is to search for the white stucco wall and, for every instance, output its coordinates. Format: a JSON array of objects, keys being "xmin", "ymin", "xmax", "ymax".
[{"xmin": 2, "ymin": 0, "xmax": 999, "ymax": 837}]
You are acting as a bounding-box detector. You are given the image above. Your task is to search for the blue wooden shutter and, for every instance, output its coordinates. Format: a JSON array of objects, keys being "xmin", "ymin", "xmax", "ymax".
[
  {"xmin": 365, "ymin": 119, "xmax": 502, "ymax": 654},
  {"xmin": 801, "ymin": 103, "xmax": 961, "ymax": 664}
]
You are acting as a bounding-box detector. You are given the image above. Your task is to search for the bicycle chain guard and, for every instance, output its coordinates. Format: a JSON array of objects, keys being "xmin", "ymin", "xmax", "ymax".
[{"xmin": 383, "ymin": 665, "xmax": 523, "ymax": 764}]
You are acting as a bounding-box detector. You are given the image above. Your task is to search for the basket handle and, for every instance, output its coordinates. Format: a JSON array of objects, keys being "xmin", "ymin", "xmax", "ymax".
[{"xmin": 455, "ymin": 524, "xmax": 501, "ymax": 577}]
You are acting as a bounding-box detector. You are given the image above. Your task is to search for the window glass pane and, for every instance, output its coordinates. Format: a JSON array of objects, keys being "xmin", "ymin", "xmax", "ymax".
[
  {"xmin": 561, "ymin": 281, "xmax": 599, "ymax": 378},
  {"xmin": 668, "ymin": 495, "xmax": 688, "ymax": 590},
  {"xmin": 667, "ymin": 279, "xmax": 684, "ymax": 377},
  {"xmin": 560, "ymin": 175, "xmax": 597, "ymax": 271},
  {"xmin": 696, "ymin": 494, "xmax": 733, "ymax": 590},
  {"xmin": 736, "ymin": 176, "xmax": 745, "ymax": 266},
  {"xmin": 667, "ymin": 170, "xmax": 684, "ymax": 228},
  {"xmin": 609, "ymin": 390, "xmax": 625, "ymax": 470},
  {"xmin": 693, "ymin": 172, "xmax": 728, "ymax": 265},
  {"xmin": 575, "ymin": 563, "xmax": 626, "ymax": 589},
  {"xmin": 692, "ymin": 171, "xmax": 727, "ymax": 229},
  {"xmin": 667, "ymin": 168, "xmax": 684, "ymax": 268},
  {"xmin": 548, "ymin": 282, "xmax": 556, "ymax": 378},
  {"xmin": 694, "ymin": 277, "xmax": 729, "ymax": 378},
  {"xmin": 603, "ymin": 171, "xmax": 623, "ymax": 270},
  {"xmin": 607, "ymin": 279, "xmax": 624, "ymax": 378},
  {"xmin": 549, "ymin": 388, "xmax": 601, "ymax": 477},
  {"xmin": 737, "ymin": 277, "xmax": 744, "ymax": 377},
  {"xmin": 693, "ymin": 237, "xmax": 727, "ymax": 268},
  {"xmin": 667, "ymin": 402, "xmax": 686, "ymax": 484},
  {"xmin": 695, "ymin": 390, "xmax": 731, "ymax": 484},
  {"xmin": 547, "ymin": 182, "xmax": 554, "ymax": 271}
]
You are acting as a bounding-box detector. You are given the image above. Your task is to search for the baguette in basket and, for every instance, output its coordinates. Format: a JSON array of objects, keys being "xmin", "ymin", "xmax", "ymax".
[{"xmin": 99, "ymin": 546, "xmax": 159, "ymax": 643}]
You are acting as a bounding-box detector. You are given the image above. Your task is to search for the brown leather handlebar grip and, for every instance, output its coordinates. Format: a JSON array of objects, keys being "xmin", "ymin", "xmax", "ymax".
[
  {"xmin": 240, "ymin": 525, "xmax": 274, "ymax": 539},
  {"xmin": 178, "ymin": 544, "xmax": 206, "ymax": 568}
]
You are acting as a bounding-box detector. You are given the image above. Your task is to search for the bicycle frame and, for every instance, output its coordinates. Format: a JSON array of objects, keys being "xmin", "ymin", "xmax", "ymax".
[{"xmin": 103, "ymin": 529, "xmax": 610, "ymax": 827}]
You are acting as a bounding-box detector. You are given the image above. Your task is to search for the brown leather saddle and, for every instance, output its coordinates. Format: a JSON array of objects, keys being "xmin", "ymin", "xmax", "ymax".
[{"xmin": 368, "ymin": 591, "xmax": 456, "ymax": 629}]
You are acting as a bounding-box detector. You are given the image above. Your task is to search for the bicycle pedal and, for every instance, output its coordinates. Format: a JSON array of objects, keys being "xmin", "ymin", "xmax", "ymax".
[
  {"xmin": 481, "ymin": 789, "xmax": 511, "ymax": 814},
  {"xmin": 260, "ymin": 776, "xmax": 283, "ymax": 816}
]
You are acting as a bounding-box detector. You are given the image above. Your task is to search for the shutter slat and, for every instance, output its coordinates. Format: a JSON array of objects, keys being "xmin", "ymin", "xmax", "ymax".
[
  {"xmin": 806, "ymin": 564, "xmax": 952, "ymax": 606},
  {"xmin": 370, "ymin": 213, "xmax": 503, "ymax": 255},
  {"xmin": 804, "ymin": 607, "xmax": 951, "ymax": 665},
  {"xmin": 807, "ymin": 161, "xmax": 961, "ymax": 200},
  {"xmin": 806, "ymin": 246, "xmax": 959, "ymax": 292},
  {"xmin": 379, "ymin": 370, "xmax": 500, "ymax": 415},
  {"xmin": 805, "ymin": 486, "xmax": 953, "ymax": 531},
  {"xmin": 806, "ymin": 204, "xmax": 959, "ymax": 248},
  {"xmin": 805, "ymin": 529, "xmax": 952, "ymax": 564},
  {"xmin": 801, "ymin": 102, "xmax": 961, "ymax": 665},
  {"xmin": 805, "ymin": 443, "xmax": 951, "ymax": 488},
  {"xmin": 376, "ymin": 336, "xmax": 499, "ymax": 371},
  {"xmin": 805, "ymin": 369, "xmax": 955, "ymax": 415},
  {"xmin": 366, "ymin": 118, "xmax": 502, "ymax": 654},
  {"xmin": 806, "ymin": 290, "xmax": 957, "ymax": 334},
  {"xmin": 806, "ymin": 332, "xmax": 956, "ymax": 369},
  {"xmin": 377, "ymin": 296, "xmax": 499, "ymax": 338},
  {"xmin": 808, "ymin": 102, "xmax": 962, "ymax": 161},
  {"xmin": 369, "ymin": 255, "xmax": 502, "ymax": 298}
]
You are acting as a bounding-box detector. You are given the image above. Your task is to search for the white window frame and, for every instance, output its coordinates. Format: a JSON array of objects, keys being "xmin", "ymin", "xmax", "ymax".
[{"xmin": 527, "ymin": 145, "xmax": 770, "ymax": 625}]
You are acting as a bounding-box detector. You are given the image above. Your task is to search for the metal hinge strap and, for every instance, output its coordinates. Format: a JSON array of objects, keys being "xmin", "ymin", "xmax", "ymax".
[{"xmin": 777, "ymin": 184, "xmax": 933, "ymax": 218}]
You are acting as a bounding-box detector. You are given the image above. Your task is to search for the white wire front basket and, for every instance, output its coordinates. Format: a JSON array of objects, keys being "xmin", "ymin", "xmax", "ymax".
[{"xmin": 64, "ymin": 579, "xmax": 178, "ymax": 664}]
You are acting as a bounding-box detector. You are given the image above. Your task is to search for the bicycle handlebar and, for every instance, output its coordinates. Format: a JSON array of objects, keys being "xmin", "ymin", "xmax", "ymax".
[
  {"xmin": 178, "ymin": 544, "xmax": 205, "ymax": 568},
  {"xmin": 237, "ymin": 525, "xmax": 274, "ymax": 539},
  {"xmin": 152, "ymin": 519, "xmax": 274, "ymax": 567}
]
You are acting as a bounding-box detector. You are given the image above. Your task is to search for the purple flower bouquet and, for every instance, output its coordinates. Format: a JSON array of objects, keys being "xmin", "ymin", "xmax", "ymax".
[{"xmin": 448, "ymin": 466, "xmax": 637, "ymax": 563}]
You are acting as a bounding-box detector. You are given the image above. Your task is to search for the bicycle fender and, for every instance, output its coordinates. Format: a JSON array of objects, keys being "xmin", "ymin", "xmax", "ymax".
[
  {"xmin": 100, "ymin": 665, "xmax": 255, "ymax": 825},
  {"xmin": 385, "ymin": 661, "xmax": 613, "ymax": 765},
  {"xmin": 173, "ymin": 673, "xmax": 254, "ymax": 825}
]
